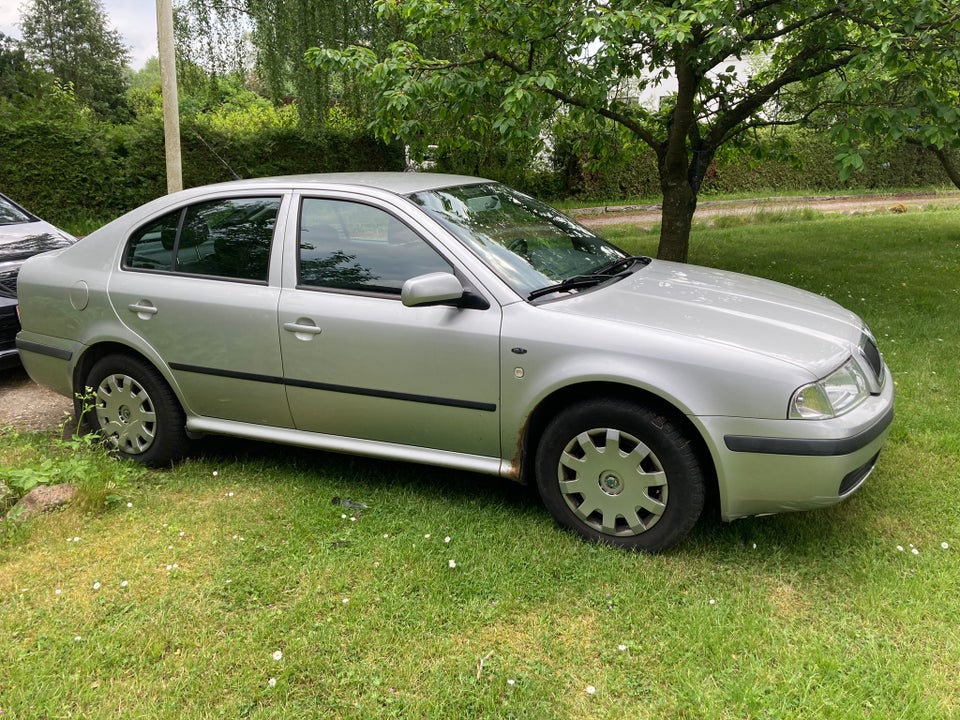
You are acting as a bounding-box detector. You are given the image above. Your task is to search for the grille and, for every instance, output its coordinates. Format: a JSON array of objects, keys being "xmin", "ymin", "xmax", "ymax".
[
  {"xmin": 0, "ymin": 305, "xmax": 19, "ymax": 351},
  {"xmin": 861, "ymin": 335, "xmax": 883, "ymax": 382},
  {"xmin": 0, "ymin": 269, "xmax": 17, "ymax": 300}
]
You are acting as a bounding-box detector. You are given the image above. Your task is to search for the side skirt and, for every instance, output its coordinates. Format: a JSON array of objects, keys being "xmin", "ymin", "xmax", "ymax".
[{"xmin": 185, "ymin": 416, "xmax": 518, "ymax": 481}]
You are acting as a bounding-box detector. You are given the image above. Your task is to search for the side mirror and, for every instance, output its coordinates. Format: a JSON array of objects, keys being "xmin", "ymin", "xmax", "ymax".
[{"xmin": 401, "ymin": 272, "xmax": 465, "ymax": 307}]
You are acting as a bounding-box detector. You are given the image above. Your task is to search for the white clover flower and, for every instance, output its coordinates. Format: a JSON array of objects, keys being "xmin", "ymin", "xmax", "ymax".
[
  {"xmin": 912, "ymin": 548, "xmax": 920, "ymax": 555},
  {"xmin": 444, "ymin": 536, "xmax": 451, "ymax": 543},
  {"xmin": 586, "ymin": 685, "xmax": 596, "ymax": 695},
  {"xmin": 92, "ymin": 582, "xmax": 101, "ymax": 591},
  {"xmin": 273, "ymin": 650, "xmax": 283, "ymax": 661},
  {"xmin": 709, "ymin": 598, "xmax": 716, "ymax": 605},
  {"xmin": 507, "ymin": 679, "xmax": 516, "ymax": 686},
  {"xmin": 73, "ymin": 537, "xmax": 80, "ymax": 543},
  {"xmin": 120, "ymin": 580, "xmax": 129, "ymax": 588},
  {"xmin": 424, "ymin": 534, "xmax": 431, "ymax": 539},
  {"xmin": 383, "ymin": 534, "xmax": 389, "ymax": 539},
  {"xmin": 55, "ymin": 588, "xmax": 62, "ymax": 595},
  {"xmin": 448, "ymin": 560, "xmax": 457, "ymax": 569},
  {"xmin": 213, "ymin": 471, "xmax": 219, "ymax": 477},
  {"xmin": 342, "ymin": 597, "xmax": 350, "ymax": 604},
  {"xmin": 74, "ymin": 636, "xmax": 82, "ymax": 642},
  {"xmin": 179, "ymin": 531, "xmax": 185, "ymax": 538},
  {"xmin": 268, "ymin": 678, "xmax": 277, "ymax": 688},
  {"xmin": 618, "ymin": 644, "xmax": 627, "ymax": 652},
  {"xmin": 896, "ymin": 545, "xmax": 905, "ymax": 552},
  {"xmin": 126, "ymin": 502, "xmax": 133, "ymax": 508},
  {"xmin": 942, "ymin": 542, "xmax": 950, "ymax": 550}
]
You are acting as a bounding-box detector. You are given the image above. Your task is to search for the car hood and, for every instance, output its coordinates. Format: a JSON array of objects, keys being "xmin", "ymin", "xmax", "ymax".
[
  {"xmin": 553, "ymin": 259, "xmax": 863, "ymax": 376},
  {"xmin": 0, "ymin": 221, "xmax": 77, "ymax": 264}
]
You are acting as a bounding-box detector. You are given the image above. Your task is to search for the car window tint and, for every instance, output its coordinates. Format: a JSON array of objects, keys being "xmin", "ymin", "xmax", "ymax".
[
  {"xmin": 298, "ymin": 198, "xmax": 451, "ymax": 294},
  {"xmin": 125, "ymin": 197, "xmax": 280, "ymax": 281},
  {"xmin": 125, "ymin": 210, "xmax": 180, "ymax": 271}
]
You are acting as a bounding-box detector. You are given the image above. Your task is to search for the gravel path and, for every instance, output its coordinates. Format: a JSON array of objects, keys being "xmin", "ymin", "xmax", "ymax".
[
  {"xmin": 0, "ymin": 366, "xmax": 73, "ymax": 432},
  {"xmin": 571, "ymin": 190, "xmax": 960, "ymax": 228}
]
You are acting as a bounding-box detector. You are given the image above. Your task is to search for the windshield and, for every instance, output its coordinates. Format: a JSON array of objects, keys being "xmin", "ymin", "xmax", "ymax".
[
  {"xmin": 0, "ymin": 195, "xmax": 35, "ymax": 225},
  {"xmin": 408, "ymin": 182, "xmax": 627, "ymax": 297}
]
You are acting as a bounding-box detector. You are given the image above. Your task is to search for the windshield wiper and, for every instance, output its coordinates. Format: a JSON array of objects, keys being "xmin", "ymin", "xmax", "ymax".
[{"xmin": 527, "ymin": 255, "xmax": 650, "ymax": 301}]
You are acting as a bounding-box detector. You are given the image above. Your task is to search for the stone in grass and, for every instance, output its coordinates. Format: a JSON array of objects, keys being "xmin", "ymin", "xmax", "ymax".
[{"xmin": 5, "ymin": 484, "xmax": 79, "ymax": 522}]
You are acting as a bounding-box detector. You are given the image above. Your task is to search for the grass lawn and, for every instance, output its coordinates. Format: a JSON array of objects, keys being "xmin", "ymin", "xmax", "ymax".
[{"xmin": 2, "ymin": 206, "xmax": 959, "ymax": 718}]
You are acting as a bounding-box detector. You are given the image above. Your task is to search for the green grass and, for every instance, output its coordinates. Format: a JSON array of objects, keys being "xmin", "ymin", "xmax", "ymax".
[{"xmin": 3, "ymin": 208, "xmax": 960, "ymax": 718}]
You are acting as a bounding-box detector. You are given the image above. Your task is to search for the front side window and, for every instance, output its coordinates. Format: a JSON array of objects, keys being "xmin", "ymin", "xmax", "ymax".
[
  {"xmin": 125, "ymin": 197, "xmax": 280, "ymax": 282},
  {"xmin": 298, "ymin": 198, "xmax": 451, "ymax": 294}
]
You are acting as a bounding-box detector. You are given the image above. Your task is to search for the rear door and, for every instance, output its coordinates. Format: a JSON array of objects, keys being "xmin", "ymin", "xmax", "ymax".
[{"xmin": 108, "ymin": 193, "xmax": 293, "ymax": 427}]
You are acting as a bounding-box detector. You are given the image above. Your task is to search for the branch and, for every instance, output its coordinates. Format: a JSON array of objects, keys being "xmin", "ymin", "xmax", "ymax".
[{"xmin": 486, "ymin": 51, "xmax": 661, "ymax": 149}]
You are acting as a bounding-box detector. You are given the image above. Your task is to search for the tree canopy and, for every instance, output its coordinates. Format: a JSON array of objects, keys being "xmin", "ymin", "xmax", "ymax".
[
  {"xmin": 312, "ymin": 0, "xmax": 960, "ymax": 262},
  {"xmin": 823, "ymin": 5, "xmax": 960, "ymax": 189},
  {"xmin": 19, "ymin": 0, "xmax": 130, "ymax": 120},
  {"xmin": 175, "ymin": 0, "xmax": 413, "ymax": 124}
]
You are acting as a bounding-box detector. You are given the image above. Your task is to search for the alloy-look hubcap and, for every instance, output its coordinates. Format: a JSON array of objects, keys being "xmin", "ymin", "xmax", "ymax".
[
  {"xmin": 558, "ymin": 427, "xmax": 668, "ymax": 536},
  {"xmin": 94, "ymin": 373, "xmax": 157, "ymax": 455}
]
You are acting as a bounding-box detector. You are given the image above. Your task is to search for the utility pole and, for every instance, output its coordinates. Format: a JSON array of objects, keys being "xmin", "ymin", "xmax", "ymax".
[{"xmin": 157, "ymin": 0, "xmax": 182, "ymax": 193}]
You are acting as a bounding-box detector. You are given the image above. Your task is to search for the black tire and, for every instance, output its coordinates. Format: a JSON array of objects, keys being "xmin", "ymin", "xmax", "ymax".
[
  {"xmin": 535, "ymin": 398, "xmax": 705, "ymax": 552},
  {"xmin": 82, "ymin": 354, "xmax": 190, "ymax": 467}
]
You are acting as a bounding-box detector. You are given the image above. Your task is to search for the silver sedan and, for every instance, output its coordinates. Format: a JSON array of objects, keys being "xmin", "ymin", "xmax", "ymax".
[{"xmin": 15, "ymin": 173, "xmax": 894, "ymax": 551}]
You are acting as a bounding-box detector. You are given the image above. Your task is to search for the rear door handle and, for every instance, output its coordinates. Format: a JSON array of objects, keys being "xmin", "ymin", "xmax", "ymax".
[{"xmin": 128, "ymin": 300, "xmax": 158, "ymax": 320}]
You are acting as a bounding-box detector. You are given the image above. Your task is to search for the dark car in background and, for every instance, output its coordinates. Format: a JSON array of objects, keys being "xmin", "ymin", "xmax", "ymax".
[{"xmin": 0, "ymin": 193, "xmax": 76, "ymax": 369}]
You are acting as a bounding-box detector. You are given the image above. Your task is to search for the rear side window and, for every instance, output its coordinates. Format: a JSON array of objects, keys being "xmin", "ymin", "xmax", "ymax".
[
  {"xmin": 125, "ymin": 197, "xmax": 281, "ymax": 282},
  {"xmin": 298, "ymin": 197, "xmax": 451, "ymax": 294}
]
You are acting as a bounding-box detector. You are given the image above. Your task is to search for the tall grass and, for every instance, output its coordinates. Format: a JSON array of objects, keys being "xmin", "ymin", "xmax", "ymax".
[{"xmin": 1, "ymin": 208, "xmax": 959, "ymax": 718}]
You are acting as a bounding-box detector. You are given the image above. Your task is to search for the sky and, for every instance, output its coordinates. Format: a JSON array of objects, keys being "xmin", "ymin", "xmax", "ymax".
[{"xmin": 0, "ymin": 0, "xmax": 159, "ymax": 71}]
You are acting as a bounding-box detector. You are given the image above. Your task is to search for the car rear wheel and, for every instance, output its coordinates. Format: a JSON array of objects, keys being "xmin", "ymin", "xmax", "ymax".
[
  {"xmin": 535, "ymin": 398, "xmax": 705, "ymax": 552},
  {"xmin": 83, "ymin": 354, "xmax": 190, "ymax": 467}
]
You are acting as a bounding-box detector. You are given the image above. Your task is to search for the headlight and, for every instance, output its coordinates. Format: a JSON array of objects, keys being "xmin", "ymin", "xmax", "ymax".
[{"xmin": 789, "ymin": 358, "xmax": 870, "ymax": 420}]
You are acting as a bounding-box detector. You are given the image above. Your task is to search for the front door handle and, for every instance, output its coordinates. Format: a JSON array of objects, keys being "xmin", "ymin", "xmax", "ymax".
[{"xmin": 128, "ymin": 300, "xmax": 158, "ymax": 320}]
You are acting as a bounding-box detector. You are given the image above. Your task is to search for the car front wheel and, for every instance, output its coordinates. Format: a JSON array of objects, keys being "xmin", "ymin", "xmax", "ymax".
[
  {"xmin": 83, "ymin": 354, "xmax": 190, "ymax": 467},
  {"xmin": 535, "ymin": 398, "xmax": 705, "ymax": 552}
]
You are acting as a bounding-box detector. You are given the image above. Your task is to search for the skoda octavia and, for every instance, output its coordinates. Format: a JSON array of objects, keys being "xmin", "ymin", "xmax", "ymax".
[{"xmin": 15, "ymin": 174, "xmax": 894, "ymax": 551}]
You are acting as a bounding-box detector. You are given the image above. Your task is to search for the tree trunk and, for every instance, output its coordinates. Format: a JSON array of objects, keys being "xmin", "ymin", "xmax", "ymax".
[
  {"xmin": 658, "ymin": 175, "xmax": 698, "ymax": 263},
  {"xmin": 654, "ymin": 54, "xmax": 701, "ymax": 264},
  {"xmin": 932, "ymin": 145, "xmax": 960, "ymax": 190}
]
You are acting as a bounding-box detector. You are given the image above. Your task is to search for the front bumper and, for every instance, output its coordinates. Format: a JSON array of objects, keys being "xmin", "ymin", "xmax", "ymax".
[{"xmin": 701, "ymin": 366, "xmax": 895, "ymax": 520}]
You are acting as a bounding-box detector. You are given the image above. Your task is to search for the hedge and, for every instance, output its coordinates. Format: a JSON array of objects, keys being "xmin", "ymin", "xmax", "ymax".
[
  {"xmin": 0, "ymin": 101, "xmax": 952, "ymax": 229},
  {"xmin": 0, "ymin": 108, "xmax": 404, "ymax": 227}
]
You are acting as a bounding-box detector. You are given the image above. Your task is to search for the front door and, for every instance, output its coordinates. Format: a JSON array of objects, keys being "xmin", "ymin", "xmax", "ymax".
[{"xmin": 278, "ymin": 196, "xmax": 501, "ymax": 457}]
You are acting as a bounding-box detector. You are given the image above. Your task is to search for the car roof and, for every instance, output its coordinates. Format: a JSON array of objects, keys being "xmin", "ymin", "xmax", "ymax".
[{"xmin": 197, "ymin": 172, "xmax": 489, "ymax": 197}]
